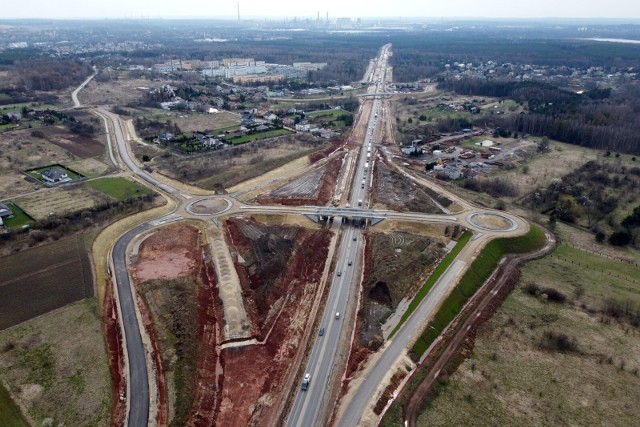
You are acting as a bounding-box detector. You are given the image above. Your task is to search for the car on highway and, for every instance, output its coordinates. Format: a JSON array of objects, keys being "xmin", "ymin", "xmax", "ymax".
[
  {"xmin": 301, "ymin": 373, "xmax": 311, "ymax": 391},
  {"xmin": 348, "ymin": 260, "xmax": 352, "ymax": 266},
  {"xmin": 319, "ymin": 327, "xmax": 325, "ymax": 336},
  {"xmin": 337, "ymin": 270, "xmax": 342, "ymax": 277},
  {"xmin": 335, "ymin": 312, "xmax": 340, "ymax": 319},
  {"xmin": 353, "ymin": 236, "xmax": 357, "ymax": 241}
]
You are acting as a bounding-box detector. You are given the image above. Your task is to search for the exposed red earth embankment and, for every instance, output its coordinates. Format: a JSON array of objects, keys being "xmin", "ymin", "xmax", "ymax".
[
  {"xmin": 131, "ymin": 223, "xmax": 220, "ymax": 426},
  {"xmin": 102, "ymin": 278, "xmax": 127, "ymax": 427},
  {"xmin": 309, "ymin": 139, "xmax": 343, "ymax": 163},
  {"xmin": 220, "ymin": 217, "xmax": 332, "ymax": 426}
]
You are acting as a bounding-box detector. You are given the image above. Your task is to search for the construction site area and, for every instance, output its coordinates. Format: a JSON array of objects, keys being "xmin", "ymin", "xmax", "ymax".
[{"xmin": 119, "ymin": 215, "xmax": 333, "ymax": 426}]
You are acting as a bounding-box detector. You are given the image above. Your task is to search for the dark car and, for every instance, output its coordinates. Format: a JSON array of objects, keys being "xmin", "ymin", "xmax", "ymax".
[{"xmin": 319, "ymin": 327, "xmax": 325, "ymax": 336}]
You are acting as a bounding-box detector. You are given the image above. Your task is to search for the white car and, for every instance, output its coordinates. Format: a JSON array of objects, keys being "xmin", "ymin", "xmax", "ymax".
[
  {"xmin": 335, "ymin": 312, "xmax": 340, "ymax": 319},
  {"xmin": 301, "ymin": 373, "xmax": 311, "ymax": 391}
]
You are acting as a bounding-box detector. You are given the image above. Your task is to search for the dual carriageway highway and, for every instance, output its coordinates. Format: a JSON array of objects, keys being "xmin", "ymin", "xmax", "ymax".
[{"xmin": 286, "ymin": 43, "xmax": 392, "ymax": 427}]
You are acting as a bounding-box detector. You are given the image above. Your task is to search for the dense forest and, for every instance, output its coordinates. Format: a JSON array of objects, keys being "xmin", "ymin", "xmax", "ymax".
[
  {"xmin": 2, "ymin": 59, "xmax": 92, "ymax": 92},
  {"xmin": 439, "ymin": 78, "xmax": 640, "ymax": 155},
  {"xmin": 0, "ymin": 59, "xmax": 93, "ymax": 104},
  {"xmin": 390, "ymin": 30, "xmax": 640, "ymax": 82}
]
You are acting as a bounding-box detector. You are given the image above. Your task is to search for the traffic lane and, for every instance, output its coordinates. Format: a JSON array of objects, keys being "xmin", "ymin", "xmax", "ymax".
[
  {"xmin": 291, "ymin": 227, "xmax": 358, "ymax": 427},
  {"xmin": 113, "ymin": 223, "xmax": 152, "ymax": 427},
  {"xmin": 287, "ymin": 225, "xmax": 356, "ymax": 426}
]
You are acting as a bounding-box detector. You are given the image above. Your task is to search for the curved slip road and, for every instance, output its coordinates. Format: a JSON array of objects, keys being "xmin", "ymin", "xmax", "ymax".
[{"xmin": 112, "ymin": 223, "xmax": 152, "ymax": 427}]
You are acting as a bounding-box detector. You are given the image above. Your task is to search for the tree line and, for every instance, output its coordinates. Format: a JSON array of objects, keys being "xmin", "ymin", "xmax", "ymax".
[{"xmin": 441, "ymin": 77, "xmax": 640, "ymax": 155}]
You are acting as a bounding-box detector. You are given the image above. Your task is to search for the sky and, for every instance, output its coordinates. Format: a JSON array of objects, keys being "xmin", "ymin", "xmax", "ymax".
[{"xmin": 2, "ymin": 0, "xmax": 640, "ymax": 20}]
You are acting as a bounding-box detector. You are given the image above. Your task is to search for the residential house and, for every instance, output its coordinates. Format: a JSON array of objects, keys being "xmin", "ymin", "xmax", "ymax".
[
  {"xmin": 0, "ymin": 203, "xmax": 14, "ymax": 223},
  {"xmin": 197, "ymin": 134, "xmax": 224, "ymax": 149},
  {"xmin": 319, "ymin": 129, "xmax": 339, "ymax": 140},
  {"xmin": 241, "ymin": 113, "xmax": 256, "ymax": 126},
  {"xmin": 158, "ymin": 132, "xmax": 176, "ymax": 143},
  {"xmin": 41, "ymin": 168, "xmax": 71, "ymax": 184},
  {"xmin": 7, "ymin": 112, "xmax": 22, "ymax": 121}
]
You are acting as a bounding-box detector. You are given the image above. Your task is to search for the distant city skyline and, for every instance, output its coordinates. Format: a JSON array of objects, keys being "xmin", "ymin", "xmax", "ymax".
[{"xmin": 2, "ymin": 0, "xmax": 640, "ymax": 20}]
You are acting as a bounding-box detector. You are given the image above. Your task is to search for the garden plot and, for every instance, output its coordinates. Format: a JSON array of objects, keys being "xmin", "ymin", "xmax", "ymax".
[{"xmin": 16, "ymin": 186, "xmax": 107, "ymax": 220}]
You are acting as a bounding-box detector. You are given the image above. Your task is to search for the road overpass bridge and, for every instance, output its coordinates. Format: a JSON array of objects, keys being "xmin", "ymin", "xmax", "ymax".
[
  {"xmin": 305, "ymin": 207, "xmax": 387, "ymax": 226},
  {"xmin": 238, "ymin": 204, "xmax": 460, "ymax": 227},
  {"xmin": 358, "ymin": 92, "xmax": 394, "ymax": 98}
]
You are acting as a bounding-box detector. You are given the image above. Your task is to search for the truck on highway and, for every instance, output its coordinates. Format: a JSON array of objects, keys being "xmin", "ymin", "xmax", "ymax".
[
  {"xmin": 361, "ymin": 179, "xmax": 366, "ymax": 188},
  {"xmin": 364, "ymin": 162, "xmax": 369, "ymax": 171}
]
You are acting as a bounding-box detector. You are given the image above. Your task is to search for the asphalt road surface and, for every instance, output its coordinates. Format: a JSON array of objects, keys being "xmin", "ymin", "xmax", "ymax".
[
  {"xmin": 112, "ymin": 223, "xmax": 152, "ymax": 427},
  {"xmin": 286, "ymin": 43, "xmax": 392, "ymax": 427},
  {"xmin": 97, "ymin": 108, "xmax": 178, "ymax": 196}
]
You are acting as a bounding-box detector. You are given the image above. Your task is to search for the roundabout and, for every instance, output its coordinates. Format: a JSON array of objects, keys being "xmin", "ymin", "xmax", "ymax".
[
  {"xmin": 466, "ymin": 211, "xmax": 519, "ymax": 232},
  {"xmin": 186, "ymin": 197, "xmax": 233, "ymax": 216}
]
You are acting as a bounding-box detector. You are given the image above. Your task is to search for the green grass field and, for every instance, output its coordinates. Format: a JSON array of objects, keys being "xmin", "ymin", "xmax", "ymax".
[
  {"xmin": 413, "ymin": 241, "xmax": 640, "ymax": 427},
  {"xmin": 307, "ymin": 108, "xmax": 348, "ymax": 118},
  {"xmin": 228, "ymin": 128, "xmax": 291, "ymax": 145},
  {"xmin": 411, "ymin": 226, "xmax": 546, "ymax": 357},
  {"xmin": 0, "ymin": 299, "xmax": 111, "ymax": 426},
  {"xmin": 0, "ymin": 383, "xmax": 28, "ymax": 427},
  {"xmin": 1, "ymin": 202, "xmax": 34, "ymax": 230},
  {"xmin": 420, "ymin": 107, "xmax": 470, "ymax": 123},
  {"xmin": 523, "ymin": 243, "xmax": 640, "ymax": 310},
  {"xmin": 87, "ymin": 177, "xmax": 152, "ymax": 201},
  {"xmin": 389, "ymin": 231, "xmax": 472, "ymax": 339}
]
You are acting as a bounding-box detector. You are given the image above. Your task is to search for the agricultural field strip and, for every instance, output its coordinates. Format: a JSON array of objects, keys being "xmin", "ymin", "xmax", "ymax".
[
  {"xmin": 0, "ymin": 258, "xmax": 78, "ymax": 286},
  {"xmin": 0, "ymin": 238, "xmax": 82, "ymax": 282}
]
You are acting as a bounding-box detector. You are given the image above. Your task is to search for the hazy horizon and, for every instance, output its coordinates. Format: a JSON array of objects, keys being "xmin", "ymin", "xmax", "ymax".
[{"xmin": 2, "ymin": 0, "xmax": 640, "ymax": 21}]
